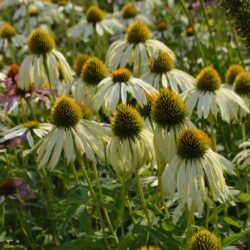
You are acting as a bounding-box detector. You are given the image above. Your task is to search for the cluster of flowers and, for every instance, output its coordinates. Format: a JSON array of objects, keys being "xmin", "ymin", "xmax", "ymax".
[{"xmin": 0, "ymin": 0, "xmax": 249, "ymax": 249}]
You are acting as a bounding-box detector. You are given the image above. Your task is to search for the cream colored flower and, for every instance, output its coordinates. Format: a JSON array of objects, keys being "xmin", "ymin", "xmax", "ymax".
[
  {"xmin": 0, "ymin": 121, "xmax": 52, "ymax": 147},
  {"xmin": 162, "ymin": 128, "xmax": 234, "ymax": 219},
  {"xmin": 142, "ymin": 50, "xmax": 195, "ymax": 93},
  {"xmin": 36, "ymin": 96, "xmax": 107, "ymax": 170},
  {"xmin": 233, "ymin": 141, "xmax": 250, "ymax": 169},
  {"xmin": 106, "ymin": 104, "xmax": 154, "ymax": 179},
  {"xmin": 94, "ymin": 68, "xmax": 157, "ymax": 115},
  {"xmin": 106, "ymin": 20, "xmax": 175, "ymax": 76},
  {"xmin": 67, "ymin": 5, "xmax": 122, "ymax": 39},
  {"xmin": 152, "ymin": 88, "xmax": 193, "ymax": 168},
  {"xmin": 182, "ymin": 66, "xmax": 249, "ymax": 123},
  {"xmin": 19, "ymin": 28, "xmax": 72, "ymax": 91}
]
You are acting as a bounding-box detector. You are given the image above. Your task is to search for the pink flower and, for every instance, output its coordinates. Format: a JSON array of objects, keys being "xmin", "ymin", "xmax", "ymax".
[{"xmin": 0, "ymin": 179, "xmax": 36, "ymax": 203}]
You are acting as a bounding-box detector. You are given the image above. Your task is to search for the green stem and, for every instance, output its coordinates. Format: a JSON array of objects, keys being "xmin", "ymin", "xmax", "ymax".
[
  {"xmin": 75, "ymin": 153, "xmax": 110, "ymax": 250},
  {"xmin": 157, "ymin": 168, "xmax": 170, "ymax": 219},
  {"xmin": 43, "ymin": 54, "xmax": 56, "ymax": 101},
  {"xmin": 40, "ymin": 168, "xmax": 60, "ymax": 245},
  {"xmin": 92, "ymin": 162, "xmax": 120, "ymax": 248},
  {"xmin": 126, "ymin": 195, "xmax": 136, "ymax": 225},
  {"xmin": 208, "ymin": 113, "xmax": 216, "ymax": 151},
  {"xmin": 199, "ymin": 0, "xmax": 219, "ymax": 66},
  {"xmin": 135, "ymin": 170, "xmax": 151, "ymax": 227},
  {"xmin": 241, "ymin": 123, "xmax": 246, "ymax": 143},
  {"xmin": 8, "ymin": 39, "xmax": 17, "ymax": 64},
  {"xmin": 11, "ymin": 201, "xmax": 35, "ymax": 250},
  {"xmin": 185, "ymin": 205, "xmax": 195, "ymax": 248},
  {"xmin": 71, "ymin": 161, "xmax": 80, "ymax": 186},
  {"xmin": 180, "ymin": 0, "xmax": 207, "ymax": 63},
  {"xmin": 246, "ymin": 183, "xmax": 250, "ymax": 250}
]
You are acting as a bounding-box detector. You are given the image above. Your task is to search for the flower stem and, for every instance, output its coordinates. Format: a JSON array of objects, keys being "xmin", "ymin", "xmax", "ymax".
[
  {"xmin": 40, "ymin": 168, "xmax": 60, "ymax": 245},
  {"xmin": 185, "ymin": 205, "xmax": 195, "ymax": 248},
  {"xmin": 208, "ymin": 113, "xmax": 216, "ymax": 151},
  {"xmin": 11, "ymin": 201, "xmax": 35, "ymax": 250},
  {"xmin": 157, "ymin": 168, "xmax": 170, "ymax": 219},
  {"xmin": 180, "ymin": 0, "xmax": 207, "ymax": 64},
  {"xmin": 91, "ymin": 162, "xmax": 120, "ymax": 248},
  {"xmin": 135, "ymin": 170, "xmax": 151, "ymax": 227},
  {"xmin": 241, "ymin": 122, "xmax": 246, "ymax": 143},
  {"xmin": 199, "ymin": 0, "xmax": 219, "ymax": 66},
  {"xmin": 75, "ymin": 152, "xmax": 110, "ymax": 250}
]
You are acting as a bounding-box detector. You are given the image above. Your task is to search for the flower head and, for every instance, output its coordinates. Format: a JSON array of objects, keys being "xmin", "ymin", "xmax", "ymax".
[
  {"xmin": 177, "ymin": 128, "xmax": 212, "ymax": 159},
  {"xmin": 188, "ymin": 229, "xmax": 221, "ymax": 250},
  {"xmin": 28, "ymin": 28, "xmax": 55, "ymax": 55},
  {"xmin": 234, "ymin": 72, "xmax": 250, "ymax": 97},
  {"xmin": 196, "ymin": 67, "xmax": 221, "ymax": 92},
  {"xmin": 112, "ymin": 68, "xmax": 131, "ymax": 83},
  {"xmin": 111, "ymin": 104, "xmax": 143, "ymax": 139},
  {"xmin": 51, "ymin": 96, "xmax": 82, "ymax": 128},
  {"xmin": 23, "ymin": 120, "xmax": 40, "ymax": 129},
  {"xmin": 226, "ymin": 64, "xmax": 245, "ymax": 85},
  {"xmin": 151, "ymin": 51, "xmax": 174, "ymax": 73},
  {"xmin": 86, "ymin": 6, "xmax": 105, "ymax": 23},
  {"xmin": 81, "ymin": 57, "xmax": 107, "ymax": 86},
  {"xmin": 152, "ymin": 88, "xmax": 188, "ymax": 127},
  {"xmin": 137, "ymin": 92, "xmax": 155, "ymax": 118},
  {"xmin": 7, "ymin": 64, "xmax": 20, "ymax": 79},
  {"xmin": 186, "ymin": 26, "xmax": 194, "ymax": 37},
  {"xmin": 77, "ymin": 103, "xmax": 93, "ymax": 120},
  {"xmin": 127, "ymin": 20, "xmax": 151, "ymax": 44},
  {"xmin": 156, "ymin": 21, "xmax": 167, "ymax": 32},
  {"xmin": 139, "ymin": 246, "xmax": 161, "ymax": 250},
  {"xmin": 121, "ymin": 4, "xmax": 137, "ymax": 19},
  {"xmin": 0, "ymin": 23, "xmax": 16, "ymax": 39},
  {"xmin": 74, "ymin": 54, "xmax": 89, "ymax": 77},
  {"xmin": 0, "ymin": 179, "xmax": 35, "ymax": 202},
  {"xmin": 28, "ymin": 6, "xmax": 39, "ymax": 17}
]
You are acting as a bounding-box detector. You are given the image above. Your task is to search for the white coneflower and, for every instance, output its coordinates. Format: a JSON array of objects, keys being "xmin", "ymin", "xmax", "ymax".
[
  {"xmin": 142, "ymin": 50, "xmax": 195, "ymax": 93},
  {"xmin": 162, "ymin": 128, "xmax": 234, "ymax": 218},
  {"xmin": 224, "ymin": 64, "xmax": 245, "ymax": 89},
  {"xmin": 106, "ymin": 20, "xmax": 175, "ymax": 76},
  {"xmin": 18, "ymin": 28, "xmax": 72, "ymax": 91},
  {"xmin": 67, "ymin": 5, "xmax": 122, "ymax": 39},
  {"xmin": 94, "ymin": 68, "xmax": 157, "ymax": 115},
  {"xmin": 234, "ymin": 72, "xmax": 250, "ymax": 110},
  {"xmin": 36, "ymin": 96, "xmax": 107, "ymax": 170},
  {"xmin": 106, "ymin": 104, "xmax": 154, "ymax": 179},
  {"xmin": 117, "ymin": 3, "xmax": 153, "ymax": 26},
  {"xmin": 182, "ymin": 66, "xmax": 249, "ymax": 123},
  {"xmin": 151, "ymin": 88, "xmax": 193, "ymax": 167},
  {"xmin": 233, "ymin": 141, "xmax": 250, "ymax": 169},
  {"xmin": 0, "ymin": 121, "xmax": 52, "ymax": 147},
  {"xmin": 187, "ymin": 229, "xmax": 221, "ymax": 250},
  {"xmin": 72, "ymin": 56, "xmax": 107, "ymax": 107},
  {"xmin": 0, "ymin": 23, "xmax": 25, "ymax": 48}
]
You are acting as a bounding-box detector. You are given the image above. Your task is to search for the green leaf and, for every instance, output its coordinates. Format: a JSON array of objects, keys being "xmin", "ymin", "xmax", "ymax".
[
  {"xmin": 208, "ymin": 204, "xmax": 226, "ymax": 222},
  {"xmin": 238, "ymin": 193, "xmax": 250, "ymax": 204},
  {"xmin": 222, "ymin": 231, "xmax": 248, "ymax": 246},
  {"xmin": 223, "ymin": 216, "xmax": 242, "ymax": 229}
]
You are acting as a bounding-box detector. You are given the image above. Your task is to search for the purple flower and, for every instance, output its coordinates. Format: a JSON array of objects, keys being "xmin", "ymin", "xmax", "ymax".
[
  {"xmin": 0, "ymin": 78, "xmax": 50, "ymax": 112},
  {"xmin": 0, "ymin": 178, "xmax": 36, "ymax": 203},
  {"xmin": 0, "ymin": 135, "xmax": 26, "ymax": 149}
]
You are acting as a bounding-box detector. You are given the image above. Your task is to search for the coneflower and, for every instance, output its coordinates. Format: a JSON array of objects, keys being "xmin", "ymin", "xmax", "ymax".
[
  {"xmin": 142, "ymin": 50, "xmax": 195, "ymax": 93},
  {"xmin": 36, "ymin": 96, "xmax": 107, "ymax": 170},
  {"xmin": 18, "ymin": 28, "xmax": 72, "ymax": 93},
  {"xmin": 94, "ymin": 68, "xmax": 157, "ymax": 115},
  {"xmin": 162, "ymin": 128, "xmax": 234, "ymax": 220},
  {"xmin": 106, "ymin": 20, "xmax": 175, "ymax": 76}
]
